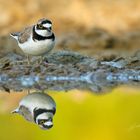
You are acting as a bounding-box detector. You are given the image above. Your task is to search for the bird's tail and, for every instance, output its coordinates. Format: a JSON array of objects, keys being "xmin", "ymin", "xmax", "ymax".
[
  {"xmin": 10, "ymin": 32, "xmax": 19, "ymax": 40},
  {"xmin": 11, "ymin": 108, "xmax": 19, "ymax": 114}
]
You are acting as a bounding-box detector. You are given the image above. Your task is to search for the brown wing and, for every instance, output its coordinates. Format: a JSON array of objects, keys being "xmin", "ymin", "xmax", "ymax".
[
  {"xmin": 18, "ymin": 26, "xmax": 33, "ymax": 44},
  {"xmin": 18, "ymin": 105, "xmax": 33, "ymax": 122}
]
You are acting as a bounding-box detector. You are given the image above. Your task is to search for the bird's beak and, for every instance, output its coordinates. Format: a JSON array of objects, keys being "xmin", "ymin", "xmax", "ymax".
[
  {"xmin": 11, "ymin": 108, "xmax": 19, "ymax": 114},
  {"xmin": 46, "ymin": 28, "xmax": 51, "ymax": 32}
]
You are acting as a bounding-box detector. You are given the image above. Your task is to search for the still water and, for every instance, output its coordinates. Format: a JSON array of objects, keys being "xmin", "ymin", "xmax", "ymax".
[{"xmin": 0, "ymin": 88, "xmax": 140, "ymax": 140}]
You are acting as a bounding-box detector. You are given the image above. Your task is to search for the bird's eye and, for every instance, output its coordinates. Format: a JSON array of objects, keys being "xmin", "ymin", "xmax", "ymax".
[
  {"xmin": 38, "ymin": 24, "xmax": 43, "ymax": 29},
  {"xmin": 39, "ymin": 120, "xmax": 45, "ymax": 125}
]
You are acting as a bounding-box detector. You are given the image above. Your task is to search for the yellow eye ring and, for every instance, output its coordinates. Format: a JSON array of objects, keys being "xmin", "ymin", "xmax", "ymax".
[
  {"xmin": 38, "ymin": 24, "xmax": 43, "ymax": 29},
  {"xmin": 40, "ymin": 120, "xmax": 45, "ymax": 124}
]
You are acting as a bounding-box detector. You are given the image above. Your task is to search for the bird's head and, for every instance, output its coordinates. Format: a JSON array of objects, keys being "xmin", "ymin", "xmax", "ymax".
[
  {"xmin": 33, "ymin": 107, "xmax": 56, "ymax": 130},
  {"xmin": 35, "ymin": 18, "xmax": 53, "ymax": 36}
]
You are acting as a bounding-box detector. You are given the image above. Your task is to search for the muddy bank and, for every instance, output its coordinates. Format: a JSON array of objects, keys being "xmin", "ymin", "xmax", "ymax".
[{"xmin": 0, "ymin": 50, "xmax": 139, "ymax": 93}]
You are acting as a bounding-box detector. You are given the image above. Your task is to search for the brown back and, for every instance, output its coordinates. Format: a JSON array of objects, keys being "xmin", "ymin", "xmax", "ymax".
[{"xmin": 18, "ymin": 26, "xmax": 33, "ymax": 44}]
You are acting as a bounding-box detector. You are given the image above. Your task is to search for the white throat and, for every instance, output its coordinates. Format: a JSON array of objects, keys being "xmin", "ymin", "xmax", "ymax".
[{"xmin": 35, "ymin": 26, "xmax": 51, "ymax": 37}]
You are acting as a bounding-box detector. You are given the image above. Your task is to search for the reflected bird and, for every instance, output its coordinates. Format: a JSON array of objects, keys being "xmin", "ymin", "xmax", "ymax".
[{"xmin": 12, "ymin": 92, "xmax": 56, "ymax": 130}]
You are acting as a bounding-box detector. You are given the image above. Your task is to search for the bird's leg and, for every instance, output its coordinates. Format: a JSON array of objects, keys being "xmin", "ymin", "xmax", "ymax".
[
  {"xmin": 27, "ymin": 89, "xmax": 30, "ymax": 94},
  {"xmin": 37, "ymin": 56, "xmax": 54, "ymax": 66},
  {"xmin": 37, "ymin": 56, "xmax": 44, "ymax": 64},
  {"xmin": 27, "ymin": 55, "xmax": 31, "ymax": 65},
  {"xmin": 39, "ymin": 56, "xmax": 43, "ymax": 64},
  {"xmin": 40, "ymin": 56, "xmax": 44, "ymax": 64}
]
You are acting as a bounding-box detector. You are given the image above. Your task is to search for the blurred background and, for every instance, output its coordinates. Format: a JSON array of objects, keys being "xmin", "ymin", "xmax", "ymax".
[
  {"xmin": 0, "ymin": 0, "xmax": 140, "ymax": 140},
  {"xmin": 1, "ymin": 0, "xmax": 140, "ymax": 34}
]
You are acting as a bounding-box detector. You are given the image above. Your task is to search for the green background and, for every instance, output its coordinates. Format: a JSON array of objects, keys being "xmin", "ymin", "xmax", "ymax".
[{"xmin": 0, "ymin": 88, "xmax": 140, "ymax": 140}]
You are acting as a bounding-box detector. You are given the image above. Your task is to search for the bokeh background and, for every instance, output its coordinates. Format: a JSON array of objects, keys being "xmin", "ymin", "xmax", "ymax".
[
  {"xmin": 1, "ymin": 0, "xmax": 140, "ymax": 34},
  {"xmin": 0, "ymin": 0, "xmax": 140, "ymax": 140}
]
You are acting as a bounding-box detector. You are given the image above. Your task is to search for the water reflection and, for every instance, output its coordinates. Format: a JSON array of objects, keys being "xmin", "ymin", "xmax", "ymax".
[
  {"xmin": 0, "ymin": 51, "xmax": 139, "ymax": 93},
  {"xmin": 12, "ymin": 92, "xmax": 56, "ymax": 130}
]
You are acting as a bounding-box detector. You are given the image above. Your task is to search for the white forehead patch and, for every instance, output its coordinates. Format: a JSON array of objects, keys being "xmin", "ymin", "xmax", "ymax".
[
  {"xmin": 35, "ymin": 30, "xmax": 47, "ymax": 37},
  {"xmin": 43, "ymin": 23, "xmax": 52, "ymax": 28}
]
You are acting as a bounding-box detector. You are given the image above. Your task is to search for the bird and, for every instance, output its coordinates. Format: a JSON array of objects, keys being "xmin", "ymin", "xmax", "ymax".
[
  {"xmin": 10, "ymin": 18, "xmax": 55, "ymax": 64},
  {"xmin": 12, "ymin": 92, "xmax": 56, "ymax": 130}
]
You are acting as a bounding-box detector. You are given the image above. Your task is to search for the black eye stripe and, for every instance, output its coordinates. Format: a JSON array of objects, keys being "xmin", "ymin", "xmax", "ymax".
[
  {"xmin": 36, "ymin": 24, "xmax": 47, "ymax": 30},
  {"xmin": 38, "ymin": 119, "xmax": 47, "ymax": 124},
  {"xmin": 38, "ymin": 118, "xmax": 52, "ymax": 124}
]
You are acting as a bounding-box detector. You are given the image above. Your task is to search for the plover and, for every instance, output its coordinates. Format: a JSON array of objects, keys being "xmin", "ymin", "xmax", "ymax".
[
  {"xmin": 10, "ymin": 18, "xmax": 55, "ymax": 63},
  {"xmin": 12, "ymin": 92, "xmax": 56, "ymax": 130}
]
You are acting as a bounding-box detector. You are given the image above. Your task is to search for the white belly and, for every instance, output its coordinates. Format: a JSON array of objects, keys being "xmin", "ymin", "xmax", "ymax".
[{"xmin": 18, "ymin": 36, "xmax": 55, "ymax": 56}]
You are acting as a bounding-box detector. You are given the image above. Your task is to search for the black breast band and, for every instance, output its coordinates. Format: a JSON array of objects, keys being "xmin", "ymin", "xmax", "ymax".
[
  {"xmin": 32, "ymin": 26, "xmax": 55, "ymax": 41},
  {"xmin": 33, "ymin": 107, "xmax": 56, "ymax": 123}
]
